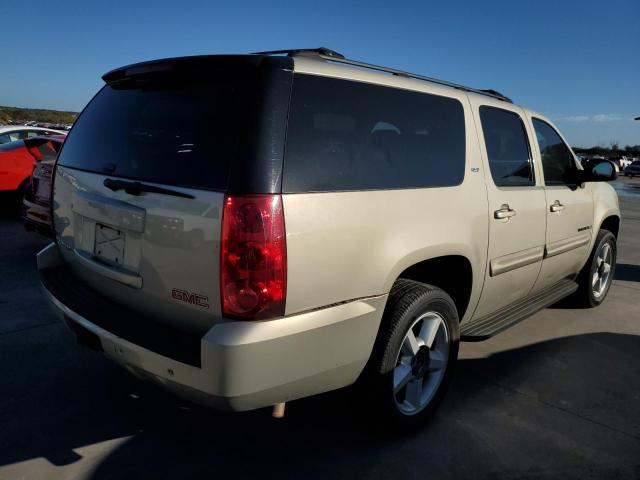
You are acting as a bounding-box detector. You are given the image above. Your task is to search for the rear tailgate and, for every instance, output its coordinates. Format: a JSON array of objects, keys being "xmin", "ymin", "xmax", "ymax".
[
  {"xmin": 49, "ymin": 56, "xmax": 284, "ymax": 350},
  {"xmin": 54, "ymin": 169, "xmax": 225, "ymax": 333}
]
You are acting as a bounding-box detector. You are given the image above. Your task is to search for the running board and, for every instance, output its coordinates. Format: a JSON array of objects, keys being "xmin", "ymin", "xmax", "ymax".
[{"xmin": 461, "ymin": 279, "xmax": 578, "ymax": 340}]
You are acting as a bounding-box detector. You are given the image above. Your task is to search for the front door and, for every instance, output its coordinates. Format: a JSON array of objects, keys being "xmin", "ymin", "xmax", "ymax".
[
  {"xmin": 528, "ymin": 117, "xmax": 594, "ymax": 292},
  {"xmin": 469, "ymin": 99, "xmax": 547, "ymax": 319}
]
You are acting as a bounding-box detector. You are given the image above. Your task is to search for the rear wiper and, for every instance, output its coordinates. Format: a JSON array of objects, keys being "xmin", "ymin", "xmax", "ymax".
[{"xmin": 103, "ymin": 178, "xmax": 195, "ymax": 199}]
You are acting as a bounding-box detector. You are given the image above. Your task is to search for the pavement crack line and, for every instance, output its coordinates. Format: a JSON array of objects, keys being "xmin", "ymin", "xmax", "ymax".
[
  {"xmin": 0, "ymin": 320, "xmax": 60, "ymax": 337},
  {"xmin": 476, "ymin": 372, "xmax": 640, "ymax": 442}
]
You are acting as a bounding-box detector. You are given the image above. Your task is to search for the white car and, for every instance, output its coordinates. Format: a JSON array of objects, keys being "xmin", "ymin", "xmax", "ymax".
[
  {"xmin": 619, "ymin": 157, "xmax": 632, "ymax": 169},
  {"xmin": 0, "ymin": 126, "xmax": 66, "ymax": 144}
]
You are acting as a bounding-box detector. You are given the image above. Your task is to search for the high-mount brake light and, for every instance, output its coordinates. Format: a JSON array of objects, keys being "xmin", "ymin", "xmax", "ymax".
[{"xmin": 220, "ymin": 195, "xmax": 286, "ymax": 320}]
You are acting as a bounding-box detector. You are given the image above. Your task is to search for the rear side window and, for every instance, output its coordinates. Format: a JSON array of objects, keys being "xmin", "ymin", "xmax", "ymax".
[
  {"xmin": 34, "ymin": 141, "xmax": 59, "ymax": 161},
  {"xmin": 8, "ymin": 130, "xmax": 28, "ymax": 142},
  {"xmin": 283, "ymin": 75, "xmax": 465, "ymax": 192},
  {"xmin": 479, "ymin": 107, "xmax": 534, "ymax": 187},
  {"xmin": 0, "ymin": 140, "xmax": 24, "ymax": 152},
  {"xmin": 532, "ymin": 118, "xmax": 576, "ymax": 185},
  {"xmin": 57, "ymin": 66, "xmax": 256, "ymax": 190}
]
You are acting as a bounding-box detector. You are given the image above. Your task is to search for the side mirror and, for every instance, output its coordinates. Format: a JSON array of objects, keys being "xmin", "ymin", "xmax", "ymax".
[{"xmin": 581, "ymin": 159, "xmax": 617, "ymax": 182}]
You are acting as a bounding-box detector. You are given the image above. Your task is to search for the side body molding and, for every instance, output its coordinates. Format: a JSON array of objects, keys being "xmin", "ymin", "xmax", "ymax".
[
  {"xmin": 544, "ymin": 232, "xmax": 591, "ymax": 258},
  {"xmin": 490, "ymin": 246, "xmax": 544, "ymax": 277}
]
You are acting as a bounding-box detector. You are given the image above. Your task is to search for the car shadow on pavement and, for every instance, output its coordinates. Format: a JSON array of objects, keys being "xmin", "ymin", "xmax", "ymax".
[
  {"xmin": 1, "ymin": 332, "xmax": 639, "ymax": 479},
  {"xmin": 615, "ymin": 263, "xmax": 640, "ymax": 283},
  {"xmin": 547, "ymin": 263, "xmax": 639, "ymax": 309},
  {"xmin": 0, "ymin": 192, "xmax": 22, "ymax": 218}
]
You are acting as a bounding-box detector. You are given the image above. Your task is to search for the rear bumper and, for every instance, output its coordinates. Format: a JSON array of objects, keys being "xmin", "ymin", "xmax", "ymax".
[
  {"xmin": 38, "ymin": 243, "xmax": 386, "ymax": 411},
  {"xmin": 22, "ymin": 198, "xmax": 53, "ymax": 237}
]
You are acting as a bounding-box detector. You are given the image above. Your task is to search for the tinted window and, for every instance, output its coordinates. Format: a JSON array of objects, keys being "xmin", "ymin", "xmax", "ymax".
[
  {"xmin": 0, "ymin": 140, "xmax": 25, "ymax": 152},
  {"xmin": 35, "ymin": 141, "xmax": 59, "ymax": 161},
  {"xmin": 283, "ymin": 75, "xmax": 465, "ymax": 192},
  {"xmin": 479, "ymin": 107, "xmax": 534, "ymax": 186},
  {"xmin": 57, "ymin": 65, "xmax": 257, "ymax": 190},
  {"xmin": 0, "ymin": 134, "xmax": 10, "ymax": 144},
  {"xmin": 8, "ymin": 130, "xmax": 28, "ymax": 142},
  {"xmin": 532, "ymin": 119, "xmax": 576, "ymax": 185}
]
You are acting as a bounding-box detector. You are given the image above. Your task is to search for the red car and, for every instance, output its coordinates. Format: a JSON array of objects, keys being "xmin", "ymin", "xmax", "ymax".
[
  {"xmin": 21, "ymin": 136, "xmax": 65, "ymax": 236},
  {"xmin": 0, "ymin": 135, "xmax": 65, "ymax": 194},
  {"xmin": 5, "ymin": 136, "xmax": 65, "ymax": 236}
]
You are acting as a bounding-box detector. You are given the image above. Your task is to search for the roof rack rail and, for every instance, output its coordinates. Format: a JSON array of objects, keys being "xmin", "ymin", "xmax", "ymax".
[
  {"xmin": 478, "ymin": 89, "xmax": 511, "ymax": 100},
  {"xmin": 253, "ymin": 47, "xmax": 345, "ymax": 59},
  {"xmin": 253, "ymin": 47, "xmax": 512, "ymax": 103}
]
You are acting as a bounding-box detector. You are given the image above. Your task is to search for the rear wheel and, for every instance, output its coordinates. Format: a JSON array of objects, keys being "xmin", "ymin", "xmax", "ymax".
[
  {"xmin": 573, "ymin": 229, "xmax": 616, "ymax": 307},
  {"xmin": 361, "ymin": 279, "xmax": 459, "ymax": 428}
]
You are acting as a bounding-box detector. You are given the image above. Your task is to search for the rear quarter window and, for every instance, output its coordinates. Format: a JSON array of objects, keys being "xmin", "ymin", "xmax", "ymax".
[{"xmin": 283, "ymin": 75, "xmax": 466, "ymax": 192}]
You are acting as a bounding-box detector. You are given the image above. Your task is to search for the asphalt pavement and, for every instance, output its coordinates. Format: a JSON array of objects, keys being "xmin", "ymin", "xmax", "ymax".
[{"xmin": 0, "ymin": 179, "xmax": 639, "ymax": 480}]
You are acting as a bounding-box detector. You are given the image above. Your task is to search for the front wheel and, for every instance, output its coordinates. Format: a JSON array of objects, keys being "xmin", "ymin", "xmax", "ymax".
[
  {"xmin": 573, "ymin": 229, "xmax": 616, "ymax": 307},
  {"xmin": 360, "ymin": 279, "xmax": 459, "ymax": 428}
]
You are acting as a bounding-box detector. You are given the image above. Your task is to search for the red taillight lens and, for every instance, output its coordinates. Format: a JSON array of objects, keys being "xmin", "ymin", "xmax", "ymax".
[{"xmin": 221, "ymin": 195, "xmax": 286, "ymax": 320}]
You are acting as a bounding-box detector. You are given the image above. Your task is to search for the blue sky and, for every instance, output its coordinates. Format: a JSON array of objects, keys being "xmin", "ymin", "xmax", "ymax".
[{"xmin": 1, "ymin": 0, "xmax": 638, "ymax": 147}]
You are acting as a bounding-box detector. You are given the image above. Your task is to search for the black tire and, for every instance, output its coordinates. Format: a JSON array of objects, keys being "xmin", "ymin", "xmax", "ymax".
[
  {"xmin": 359, "ymin": 279, "xmax": 459, "ymax": 428},
  {"xmin": 572, "ymin": 229, "xmax": 616, "ymax": 307}
]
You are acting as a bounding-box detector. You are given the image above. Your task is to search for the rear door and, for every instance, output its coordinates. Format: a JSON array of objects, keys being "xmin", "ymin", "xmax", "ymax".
[
  {"xmin": 52, "ymin": 58, "xmax": 266, "ymax": 337},
  {"xmin": 528, "ymin": 116, "xmax": 594, "ymax": 291},
  {"xmin": 468, "ymin": 97, "xmax": 546, "ymax": 318}
]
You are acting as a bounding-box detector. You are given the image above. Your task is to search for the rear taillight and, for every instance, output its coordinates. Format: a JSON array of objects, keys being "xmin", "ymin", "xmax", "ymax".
[
  {"xmin": 220, "ymin": 195, "xmax": 286, "ymax": 320},
  {"xmin": 49, "ymin": 155, "xmax": 60, "ymax": 237}
]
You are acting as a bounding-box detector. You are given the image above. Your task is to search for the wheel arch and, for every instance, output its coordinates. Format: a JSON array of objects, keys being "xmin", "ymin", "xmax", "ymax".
[
  {"xmin": 388, "ymin": 254, "xmax": 475, "ymax": 322},
  {"xmin": 599, "ymin": 214, "xmax": 620, "ymax": 238}
]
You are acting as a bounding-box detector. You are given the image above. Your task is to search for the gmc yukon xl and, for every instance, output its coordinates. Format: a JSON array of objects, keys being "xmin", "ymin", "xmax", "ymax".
[{"xmin": 38, "ymin": 48, "xmax": 620, "ymax": 426}]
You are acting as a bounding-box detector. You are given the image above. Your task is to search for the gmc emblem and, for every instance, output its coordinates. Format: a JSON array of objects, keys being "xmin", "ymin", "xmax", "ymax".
[{"xmin": 171, "ymin": 288, "xmax": 210, "ymax": 309}]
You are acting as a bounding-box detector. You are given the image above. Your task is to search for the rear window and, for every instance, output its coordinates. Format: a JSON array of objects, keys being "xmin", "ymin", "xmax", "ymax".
[
  {"xmin": 57, "ymin": 63, "xmax": 257, "ymax": 190},
  {"xmin": 283, "ymin": 75, "xmax": 466, "ymax": 192},
  {"xmin": 28, "ymin": 140, "xmax": 60, "ymax": 161}
]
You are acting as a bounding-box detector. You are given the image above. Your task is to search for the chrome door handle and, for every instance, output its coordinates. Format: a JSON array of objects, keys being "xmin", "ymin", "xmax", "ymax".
[
  {"xmin": 550, "ymin": 200, "xmax": 565, "ymax": 212},
  {"xmin": 494, "ymin": 204, "xmax": 516, "ymax": 219}
]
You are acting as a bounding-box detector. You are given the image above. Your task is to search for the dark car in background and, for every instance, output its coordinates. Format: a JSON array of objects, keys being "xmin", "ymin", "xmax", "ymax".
[
  {"xmin": 21, "ymin": 136, "xmax": 65, "ymax": 236},
  {"xmin": 624, "ymin": 161, "xmax": 640, "ymax": 178}
]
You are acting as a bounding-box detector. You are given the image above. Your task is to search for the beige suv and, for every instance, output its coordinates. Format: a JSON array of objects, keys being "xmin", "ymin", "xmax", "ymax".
[{"xmin": 38, "ymin": 48, "xmax": 620, "ymax": 426}]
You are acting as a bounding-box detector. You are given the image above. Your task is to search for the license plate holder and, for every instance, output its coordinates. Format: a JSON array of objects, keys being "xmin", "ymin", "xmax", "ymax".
[{"xmin": 94, "ymin": 224, "xmax": 126, "ymax": 266}]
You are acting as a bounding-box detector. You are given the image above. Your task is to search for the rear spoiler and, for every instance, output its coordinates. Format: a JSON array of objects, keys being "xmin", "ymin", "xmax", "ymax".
[
  {"xmin": 101, "ymin": 54, "xmax": 274, "ymax": 84},
  {"xmin": 102, "ymin": 59, "xmax": 176, "ymax": 84}
]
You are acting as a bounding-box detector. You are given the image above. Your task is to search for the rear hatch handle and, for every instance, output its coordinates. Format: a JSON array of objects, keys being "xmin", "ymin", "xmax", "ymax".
[
  {"xmin": 74, "ymin": 249, "xmax": 143, "ymax": 289},
  {"xmin": 103, "ymin": 178, "xmax": 195, "ymax": 199}
]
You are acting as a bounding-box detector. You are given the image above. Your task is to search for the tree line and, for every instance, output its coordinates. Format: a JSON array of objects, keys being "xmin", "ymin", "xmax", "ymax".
[
  {"xmin": 0, "ymin": 106, "xmax": 77, "ymax": 125},
  {"xmin": 573, "ymin": 143, "xmax": 640, "ymax": 157}
]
